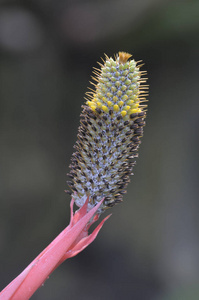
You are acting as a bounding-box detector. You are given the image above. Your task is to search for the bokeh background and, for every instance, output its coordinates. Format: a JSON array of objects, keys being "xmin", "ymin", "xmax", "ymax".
[{"xmin": 0, "ymin": 0, "xmax": 199, "ymax": 299}]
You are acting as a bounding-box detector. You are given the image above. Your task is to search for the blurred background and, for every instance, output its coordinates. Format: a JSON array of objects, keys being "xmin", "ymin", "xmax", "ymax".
[{"xmin": 0, "ymin": 0, "xmax": 199, "ymax": 299}]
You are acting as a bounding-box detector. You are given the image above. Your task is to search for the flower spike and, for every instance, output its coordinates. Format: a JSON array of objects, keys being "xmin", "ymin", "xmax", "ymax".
[{"xmin": 67, "ymin": 51, "xmax": 148, "ymax": 213}]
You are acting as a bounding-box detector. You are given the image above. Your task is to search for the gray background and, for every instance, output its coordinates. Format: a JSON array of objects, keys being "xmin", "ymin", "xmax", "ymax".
[{"xmin": 0, "ymin": 0, "xmax": 199, "ymax": 299}]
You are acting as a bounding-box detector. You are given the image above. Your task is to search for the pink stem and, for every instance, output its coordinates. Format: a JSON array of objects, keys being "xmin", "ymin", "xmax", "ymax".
[{"xmin": 0, "ymin": 198, "xmax": 106, "ymax": 300}]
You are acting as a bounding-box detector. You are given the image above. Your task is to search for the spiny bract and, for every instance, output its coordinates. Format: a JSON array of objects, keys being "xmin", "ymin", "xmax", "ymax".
[{"xmin": 66, "ymin": 52, "xmax": 148, "ymax": 213}]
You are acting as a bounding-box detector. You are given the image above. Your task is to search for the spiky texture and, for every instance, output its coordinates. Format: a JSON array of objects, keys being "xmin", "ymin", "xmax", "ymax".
[{"xmin": 66, "ymin": 52, "xmax": 148, "ymax": 213}]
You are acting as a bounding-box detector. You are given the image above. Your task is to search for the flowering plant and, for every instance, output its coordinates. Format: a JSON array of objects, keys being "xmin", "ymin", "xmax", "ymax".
[{"xmin": 0, "ymin": 52, "xmax": 148, "ymax": 300}]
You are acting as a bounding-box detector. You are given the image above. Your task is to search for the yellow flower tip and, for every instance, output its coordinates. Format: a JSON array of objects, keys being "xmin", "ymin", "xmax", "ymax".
[
  {"xmin": 119, "ymin": 52, "xmax": 132, "ymax": 64},
  {"xmin": 102, "ymin": 105, "xmax": 109, "ymax": 113},
  {"xmin": 130, "ymin": 108, "xmax": 139, "ymax": 114},
  {"xmin": 111, "ymin": 86, "xmax": 117, "ymax": 93},
  {"xmin": 90, "ymin": 105, "xmax": 96, "ymax": 111},
  {"xmin": 117, "ymin": 90, "xmax": 123, "ymax": 97},
  {"xmin": 127, "ymin": 100, "xmax": 134, "ymax": 105},
  {"xmin": 86, "ymin": 100, "xmax": 92, "ymax": 106},
  {"xmin": 121, "ymin": 95, "xmax": 128, "ymax": 101},
  {"xmin": 107, "ymin": 92, "xmax": 113, "ymax": 98},
  {"xmin": 124, "ymin": 105, "xmax": 130, "ymax": 111},
  {"xmin": 121, "ymin": 110, "xmax": 127, "ymax": 117},
  {"xmin": 86, "ymin": 51, "xmax": 147, "ymax": 118},
  {"xmin": 113, "ymin": 104, "xmax": 119, "ymax": 112},
  {"xmin": 113, "ymin": 96, "xmax": 118, "ymax": 103}
]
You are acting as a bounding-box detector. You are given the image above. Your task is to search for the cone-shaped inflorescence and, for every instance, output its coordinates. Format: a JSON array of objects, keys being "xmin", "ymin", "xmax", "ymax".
[{"xmin": 66, "ymin": 52, "xmax": 148, "ymax": 213}]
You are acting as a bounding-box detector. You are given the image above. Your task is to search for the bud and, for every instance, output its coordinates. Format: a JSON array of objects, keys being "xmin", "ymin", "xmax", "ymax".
[{"xmin": 66, "ymin": 52, "xmax": 148, "ymax": 213}]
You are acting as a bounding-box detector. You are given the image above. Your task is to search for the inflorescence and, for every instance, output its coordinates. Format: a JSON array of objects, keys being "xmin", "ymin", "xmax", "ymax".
[{"xmin": 66, "ymin": 52, "xmax": 148, "ymax": 213}]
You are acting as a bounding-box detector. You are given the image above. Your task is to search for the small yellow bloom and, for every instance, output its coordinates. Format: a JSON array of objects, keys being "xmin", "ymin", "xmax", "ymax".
[
  {"xmin": 102, "ymin": 105, "xmax": 109, "ymax": 113},
  {"xmin": 121, "ymin": 110, "xmax": 127, "ymax": 117},
  {"xmin": 113, "ymin": 104, "xmax": 119, "ymax": 112}
]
